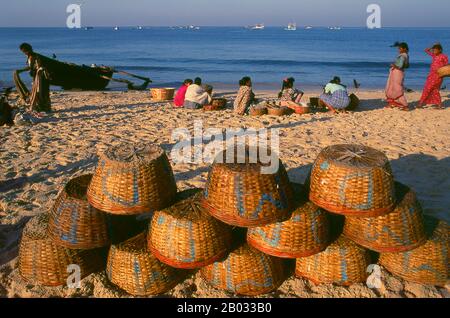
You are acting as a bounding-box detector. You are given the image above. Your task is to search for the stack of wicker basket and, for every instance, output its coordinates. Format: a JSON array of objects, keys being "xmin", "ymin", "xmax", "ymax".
[{"xmin": 17, "ymin": 142, "xmax": 448, "ymax": 296}]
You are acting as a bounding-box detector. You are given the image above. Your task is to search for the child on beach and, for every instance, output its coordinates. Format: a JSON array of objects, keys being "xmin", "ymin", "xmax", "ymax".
[
  {"xmin": 278, "ymin": 77, "xmax": 304, "ymax": 106},
  {"xmin": 174, "ymin": 79, "xmax": 193, "ymax": 107},
  {"xmin": 234, "ymin": 76, "xmax": 256, "ymax": 115}
]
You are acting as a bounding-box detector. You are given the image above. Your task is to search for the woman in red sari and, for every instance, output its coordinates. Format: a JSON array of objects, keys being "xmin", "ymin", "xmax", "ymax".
[
  {"xmin": 385, "ymin": 42, "xmax": 410, "ymax": 111},
  {"xmin": 417, "ymin": 43, "xmax": 448, "ymax": 110}
]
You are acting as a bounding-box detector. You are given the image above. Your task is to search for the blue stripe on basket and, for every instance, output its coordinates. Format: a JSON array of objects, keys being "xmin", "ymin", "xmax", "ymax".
[
  {"xmin": 339, "ymin": 172, "xmax": 374, "ymax": 210},
  {"xmin": 400, "ymin": 208, "xmax": 412, "ymax": 246},
  {"xmin": 211, "ymin": 263, "xmax": 220, "ymax": 286},
  {"xmin": 340, "ymin": 249, "xmax": 348, "ymax": 283},
  {"xmin": 100, "ymin": 160, "xmax": 141, "ymax": 207},
  {"xmin": 160, "ymin": 217, "xmax": 196, "ymax": 263},
  {"xmin": 234, "ymin": 175, "xmax": 287, "ymax": 220},
  {"xmin": 58, "ymin": 202, "xmax": 78, "ymax": 244},
  {"xmin": 292, "ymin": 213, "xmax": 302, "ymax": 222},
  {"xmin": 251, "ymin": 223, "xmax": 283, "ymax": 248},
  {"xmin": 320, "ymin": 161, "xmax": 330, "ymax": 171},
  {"xmin": 142, "ymin": 271, "xmax": 164, "ymax": 290},
  {"xmin": 226, "ymin": 258, "xmax": 233, "ymax": 290},
  {"xmin": 107, "ymin": 248, "xmax": 115, "ymax": 280}
]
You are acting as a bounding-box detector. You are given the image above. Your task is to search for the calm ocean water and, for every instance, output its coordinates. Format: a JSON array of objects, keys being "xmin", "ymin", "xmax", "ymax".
[{"xmin": 0, "ymin": 27, "xmax": 449, "ymax": 90}]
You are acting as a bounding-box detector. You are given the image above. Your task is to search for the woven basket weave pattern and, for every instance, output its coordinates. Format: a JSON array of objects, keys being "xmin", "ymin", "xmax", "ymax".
[
  {"xmin": 19, "ymin": 214, "xmax": 105, "ymax": 286},
  {"xmin": 309, "ymin": 144, "xmax": 396, "ymax": 217},
  {"xmin": 202, "ymin": 160, "xmax": 294, "ymax": 227},
  {"xmin": 343, "ymin": 182, "xmax": 427, "ymax": 252},
  {"xmin": 48, "ymin": 174, "xmax": 110, "ymax": 249},
  {"xmin": 87, "ymin": 143, "xmax": 177, "ymax": 215},
  {"xmin": 106, "ymin": 233, "xmax": 187, "ymax": 296},
  {"xmin": 148, "ymin": 191, "xmax": 233, "ymax": 269},
  {"xmin": 200, "ymin": 244, "xmax": 286, "ymax": 296},
  {"xmin": 151, "ymin": 88, "xmax": 175, "ymax": 101},
  {"xmin": 379, "ymin": 220, "xmax": 449, "ymax": 286},
  {"xmin": 247, "ymin": 183, "xmax": 330, "ymax": 258},
  {"xmin": 295, "ymin": 236, "xmax": 371, "ymax": 286}
]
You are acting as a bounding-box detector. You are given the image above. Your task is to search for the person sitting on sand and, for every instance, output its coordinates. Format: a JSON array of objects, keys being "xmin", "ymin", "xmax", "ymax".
[
  {"xmin": 234, "ymin": 76, "xmax": 256, "ymax": 115},
  {"xmin": 417, "ymin": 43, "xmax": 448, "ymax": 110},
  {"xmin": 174, "ymin": 79, "xmax": 193, "ymax": 107},
  {"xmin": 319, "ymin": 76, "xmax": 350, "ymax": 113},
  {"xmin": 278, "ymin": 77, "xmax": 304, "ymax": 107},
  {"xmin": 13, "ymin": 43, "xmax": 51, "ymax": 113},
  {"xmin": 183, "ymin": 77, "xmax": 212, "ymax": 109},
  {"xmin": 385, "ymin": 42, "xmax": 410, "ymax": 111}
]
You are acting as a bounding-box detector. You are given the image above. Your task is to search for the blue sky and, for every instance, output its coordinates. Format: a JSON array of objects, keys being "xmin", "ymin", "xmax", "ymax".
[{"xmin": 1, "ymin": 0, "xmax": 450, "ymax": 27}]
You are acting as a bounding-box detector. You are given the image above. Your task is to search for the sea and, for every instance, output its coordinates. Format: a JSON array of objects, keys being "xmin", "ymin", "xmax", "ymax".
[{"xmin": 0, "ymin": 27, "xmax": 449, "ymax": 91}]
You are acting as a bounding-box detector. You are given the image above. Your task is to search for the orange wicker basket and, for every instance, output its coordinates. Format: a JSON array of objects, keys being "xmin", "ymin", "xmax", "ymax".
[
  {"xmin": 379, "ymin": 219, "xmax": 449, "ymax": 286},
  {"xmin": 151, "ymin": 88, "xmax": 176, "ymax": 101},
  {"xmin": 267, "ymin": 106, "xmax": 292, "ymax": 116},
  {"xmin": 201, "ymin": 146, "xmax": 295, "ymax": 227},
  {"xmin": 249, "ymin": 106, "xmax": 268, "ymax": 116},
  {"xmin": 87, "ymin": 142, "xmax": 177, "ymax": 215},
  {"xmin": 343, "ymin": 182, "xmax": 427, "ymax": 253},
  {"xmin": 309, "ymin": 144, "xmax": 396, "ymax": 217},
  {"xmin": 437, "ymin": 65, "xmax": 450, "ymax": 78},
  {"xmin": 106, "ymin": 232, "xmax": 188, "ymax": 296},
  {"xmin": 148, "ymin": 189, "xmax": 233, "ymax": 269},
  {"xmin": 200, "ymin": 243, "xmax": 287, "ymax": 296},
  {"xmin": 19, "ymin": 214, "xmax": 106, "ymax": 286},
  {"xmin": 295, "ymin": 235, "xmax": 371, "ymax": 286},
  {"xmin": 48, "ymin": 174, "xmax": 110, "ymax": 249},
  {"xmin": 247, "ymin": 183, "xmax": 330, "ymax": 258}
]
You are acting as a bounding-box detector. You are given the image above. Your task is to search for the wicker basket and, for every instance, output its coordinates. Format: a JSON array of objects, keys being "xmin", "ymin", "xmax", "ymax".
[
  {"xmin": 19, "ymin": 214, "xmax": 106, "ymax": 286},
  {"xmin": 106, "ymin": 232, "xmax": 187, "ymax": 296},
  {"xmin": 211, "ymin": 98, "xmax": 227, "ymax": 109},
  {"xmin": 151, "ymin": 88, "xmax": 176, "ymax": 101},
  {"xmin": 291, "ymin": 105, "xmax": 310, "ymax": 115},
  {"xmin": 379, "ymin": 219, "xmax": 449, "ymax": 286},
  {"xmin": 87, "ymin": 142, "xmax": 177, "ymax": 215},
  {"xmin": 247, "ymin": 183, "xmax": 330, "ymax": 258},
  {"xmin": 48, "ymin": 174, "xmax": 110, "ymax": 249},
  {"xmin": 148, "ymin": 189, "xmax": 233, "ymax": 269},
  {"xmin": 249, "ymin": 106, "xmax": 268, "ymax": 116},
  {"xmin": 202, "ymin": 146, "xmax": 295, "ymax": 227},
  {"xmin": 295, "ymin": 235, "xmax": 371, "ymax": 286},
  {"xmin": 437, "ymin": 65, "xmax": 450, "ymax": 78},
  {"xmin": 343, "ymin": 182, "xmax": 427, "ymax": 253},
  {"xmin": 309, "ymin": 97, "xmax": 319, "ymax": 108},
  {"xmin": 309, "ymin": 144, "xmax": 396, "ymax": 217},
  {"xmin": 347, "ymin": 94, "xmax": 360, "ymax": 111},
  {"xmin": 200, "ymin": 243, "xmax": 287, "ymax": 296},
  {"xmin": 267, "ymin": 106, "xmax": 292, "ymax": 116}
]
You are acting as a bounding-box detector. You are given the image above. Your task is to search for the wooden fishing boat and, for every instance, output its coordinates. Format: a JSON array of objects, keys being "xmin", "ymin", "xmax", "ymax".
[{"xmin": 37, "ymin": 54, "xmax": 113, "ymax": 90}]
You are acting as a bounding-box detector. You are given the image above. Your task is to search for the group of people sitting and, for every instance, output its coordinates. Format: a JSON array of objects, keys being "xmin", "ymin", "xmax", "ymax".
[{"xmin": 232, "ymin": 75, "xmax": 354, "ymax": 115}]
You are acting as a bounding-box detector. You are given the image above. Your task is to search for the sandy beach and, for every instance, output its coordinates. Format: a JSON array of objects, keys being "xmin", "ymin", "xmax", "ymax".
[{"xmin": 0, "ymin": 89, "xmax": 449, "ymax": 298}]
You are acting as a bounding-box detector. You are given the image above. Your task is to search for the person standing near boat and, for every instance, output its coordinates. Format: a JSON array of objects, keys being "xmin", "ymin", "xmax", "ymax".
[
  {"xmin": 385, "ymin": 42, "xmax": 410, "ymax": 111},
  {"xmin": 417, "ymin": 43, "xmax": 448, "ymax": 110},
  {"xmin": 13, "ymin": 43, "xmax": 51, "ymax": 113}
]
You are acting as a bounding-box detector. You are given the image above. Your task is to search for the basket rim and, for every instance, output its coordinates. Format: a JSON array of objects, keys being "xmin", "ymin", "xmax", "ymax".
[
  {"xmin": 247, "ymin": 236, "xmax": 327, "ymax": 259},
  {"xmin": 97, "ymin": 143, "xmax": 166, "ymax": 167}
]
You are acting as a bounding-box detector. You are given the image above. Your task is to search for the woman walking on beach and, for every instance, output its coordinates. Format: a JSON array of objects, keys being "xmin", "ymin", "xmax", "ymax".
[
  {"xmin": 417, "ymin": 43, "xmax": 448, "ymax": 110},
  {"xmin": 234, "ymin": 76, "xmax": 256, "ymax": 115},
  {"xmin": 385, "ymin": 42, "xmax": 410, "ymax": 111},
  {"xmin": 13, "ymin": 43, "xmax": 51, "ymax": 113}
]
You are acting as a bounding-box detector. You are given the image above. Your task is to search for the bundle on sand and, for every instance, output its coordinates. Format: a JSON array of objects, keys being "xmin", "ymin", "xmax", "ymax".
[
  {"xmin": 309, "ymin": 144, "xmax": 396, "ymax": 217},
  {"xmin": 87, "ymin": 142, "xmax": 177, "ymax": 215},
  {"xmin": 148, "ymin": 189, "xmax": 233, "ymax": 269},
  {"xmin": 295, "ymin": 235, "xmax": 371, "ymax": 286},
  {"xmin": 106, "ymin": 233, "xmax": 189, "ymax": 296},
  {"xmin": 201, "ymin": 243, "xmax": 287, "ymax": 296},
  {"xmin": 379, "ymin": 219, "xmax": 449, "ymax": 286},
  {"xmin": 19, "ymin": 214, "xmax": 106, "ymax": 287}
]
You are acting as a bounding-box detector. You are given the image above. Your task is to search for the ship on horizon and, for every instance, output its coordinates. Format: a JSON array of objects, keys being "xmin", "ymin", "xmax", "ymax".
[
  {"xmin": 250, "ymin": 24, "xmax": 265, "ymax": 30},
  {"xmin": 285, "ymin": 22, "xmax": 297, "ymax": 31}
]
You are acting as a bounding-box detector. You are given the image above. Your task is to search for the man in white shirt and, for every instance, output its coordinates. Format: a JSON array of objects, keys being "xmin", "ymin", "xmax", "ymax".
[{"xmin": 184, "ymin": 77, "xmax": 212, "ymax": 109}]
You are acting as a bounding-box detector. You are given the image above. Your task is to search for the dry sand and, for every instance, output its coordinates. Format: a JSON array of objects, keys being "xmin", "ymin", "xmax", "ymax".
[{"xmin": 0, "ymin": 89, "xmax": 449, "ymax": 298}]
